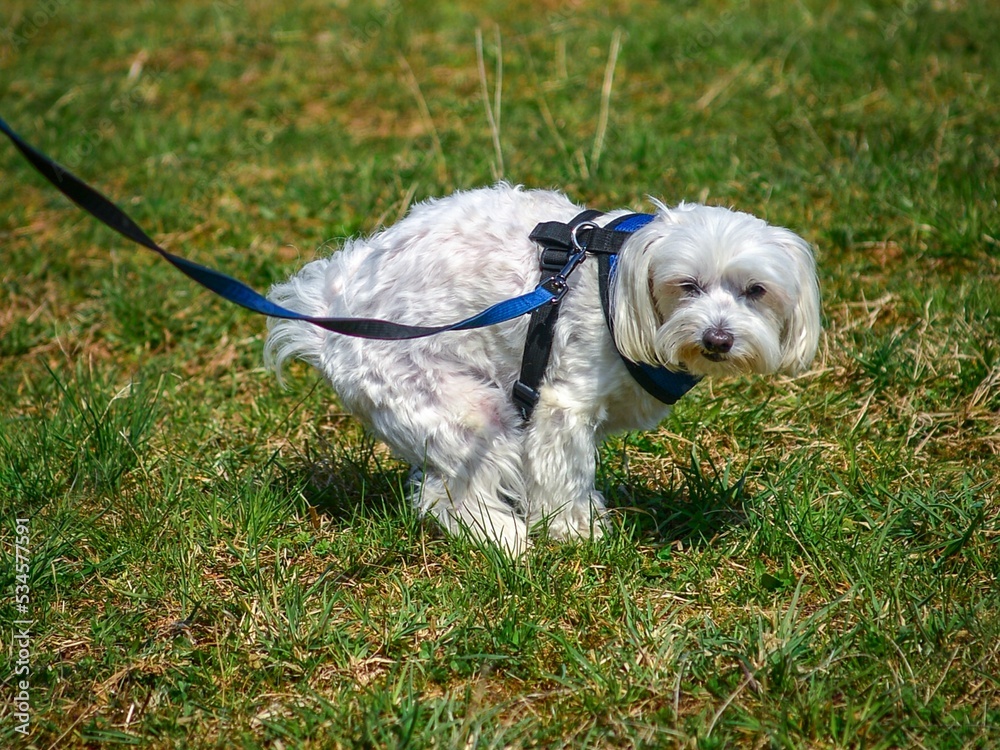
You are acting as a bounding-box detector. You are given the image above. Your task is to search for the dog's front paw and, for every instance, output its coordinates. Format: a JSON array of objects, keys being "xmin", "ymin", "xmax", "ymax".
[{"xmin": 543, "ymin": 492, "xmax": 610, "ymax": 543}]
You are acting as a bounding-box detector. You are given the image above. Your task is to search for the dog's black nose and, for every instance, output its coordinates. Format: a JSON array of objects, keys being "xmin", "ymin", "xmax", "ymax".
[{"xmin": 702, "ymin": 328, "xmax": 734, "ymax": 354}]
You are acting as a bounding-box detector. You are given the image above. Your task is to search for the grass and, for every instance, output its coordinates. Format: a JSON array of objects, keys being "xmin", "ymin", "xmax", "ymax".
[{"xmin": 1, "ymin": 0, "xmax": 998, "ymax": 746}]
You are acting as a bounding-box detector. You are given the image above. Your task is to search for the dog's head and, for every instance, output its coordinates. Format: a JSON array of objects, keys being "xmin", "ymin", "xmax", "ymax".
[{"xmin": 609, "ymin": 202, "xmax": 820, "ymax": 378}]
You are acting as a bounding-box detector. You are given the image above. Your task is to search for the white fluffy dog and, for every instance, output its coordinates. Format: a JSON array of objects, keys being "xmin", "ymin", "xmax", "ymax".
[{"xmin": 265, "ymin": 184, "xmax": 820, "ymax": 555}]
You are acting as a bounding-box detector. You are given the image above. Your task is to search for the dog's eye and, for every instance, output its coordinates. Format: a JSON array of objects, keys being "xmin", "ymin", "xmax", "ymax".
[
  {"xmin": 744, "ymin": 283, "xmax": 766, "ymax": 300},
  {"xmin": 679, "ymin": 280, "xmax": 703, "ymax": 296}
]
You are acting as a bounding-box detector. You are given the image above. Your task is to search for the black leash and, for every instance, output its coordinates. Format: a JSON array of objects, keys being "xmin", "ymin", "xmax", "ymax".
[{"xmin": 0, "ymin": 116, "xmax": 572, "ymax": 340}]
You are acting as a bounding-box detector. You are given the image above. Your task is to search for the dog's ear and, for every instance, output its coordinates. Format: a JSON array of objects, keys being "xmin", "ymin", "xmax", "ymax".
[
  {"xmin": 609, "ymin": 237, "xmax": 664, "ymax": 366},
  {"xmin": 777, "ymin": 230, "xmax": 821, "ymax": 375}
]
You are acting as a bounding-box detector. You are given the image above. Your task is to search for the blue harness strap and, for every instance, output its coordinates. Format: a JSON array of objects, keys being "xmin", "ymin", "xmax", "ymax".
[
  {"xmin": 600, "ymin": 214, "xmax": 702, "ymax": 405},
  {"xmin": 0, "ymin": 116, "xmax": 561, "ymax": 340}
]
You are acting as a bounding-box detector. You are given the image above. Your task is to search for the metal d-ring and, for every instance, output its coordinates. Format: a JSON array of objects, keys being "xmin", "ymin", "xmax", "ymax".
[{"xmin": 570, "ymin": 220, "xmax": 599, "ymax": 252}]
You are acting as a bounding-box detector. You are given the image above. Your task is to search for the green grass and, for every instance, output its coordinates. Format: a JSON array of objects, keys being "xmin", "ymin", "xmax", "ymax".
[{"xmin": 2, "ymin": 0, "xmax": 998, "ymax": 747}]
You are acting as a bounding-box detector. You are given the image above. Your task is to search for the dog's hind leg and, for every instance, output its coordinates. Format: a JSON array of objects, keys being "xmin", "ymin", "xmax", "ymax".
[
  {"xmin": 407, "ymin": 438, "xmax": 528, "ymax": 556},
  {"xmin": 522, "ymin": 393, "xmax": 609, "ymax": 542},
  {"xmin": 352, "ymin": 364, "xmax": 529, "ymax": 555}
]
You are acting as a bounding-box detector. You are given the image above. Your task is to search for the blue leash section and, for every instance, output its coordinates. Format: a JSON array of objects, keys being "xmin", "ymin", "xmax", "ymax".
[{"xmin": 0, "ymin": 116, "xmax": 559, "ymax": 340}]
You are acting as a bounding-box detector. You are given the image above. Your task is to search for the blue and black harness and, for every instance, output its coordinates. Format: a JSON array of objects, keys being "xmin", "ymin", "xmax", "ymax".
[
  {"xmin": 513, "ymin": 211, "xmax": 700, "ymax": 419},
  {"xmin": 0, "ymin": 117, "xmax": 699, "ymax": 421}
]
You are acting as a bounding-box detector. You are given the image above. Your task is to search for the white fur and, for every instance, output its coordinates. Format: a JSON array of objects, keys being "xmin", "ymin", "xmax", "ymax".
[{"xmin": 265, "ymin": 184, "xmax": 820, "ymax": 555}]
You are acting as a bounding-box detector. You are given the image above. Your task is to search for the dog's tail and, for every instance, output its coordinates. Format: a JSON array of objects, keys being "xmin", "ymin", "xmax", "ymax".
[{"xmin": 264, "ymin": 257, "xmax": 333, "ymax": 386}]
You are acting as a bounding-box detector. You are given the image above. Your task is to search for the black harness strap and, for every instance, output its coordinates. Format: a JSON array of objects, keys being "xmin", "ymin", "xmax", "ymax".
[{"xmin": 512, "ymin": 209, "xmax": 603, "ymax": 420}]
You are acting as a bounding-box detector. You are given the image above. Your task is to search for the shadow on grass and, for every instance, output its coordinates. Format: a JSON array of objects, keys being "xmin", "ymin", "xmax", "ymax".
[
  {"xmin": 281, "ymin": 430, "xmax": 411, "ymax": 526},
  {"xmin": 269, "ymin": 430, "xmax": 428, "ymax": 585},
  {"xmin": 602, "ymin": 448, "xmax": 750, "ymax": 549},
  {"xmin": 278, "ymin": 425, "xmax": 746, "ymax": 553}
]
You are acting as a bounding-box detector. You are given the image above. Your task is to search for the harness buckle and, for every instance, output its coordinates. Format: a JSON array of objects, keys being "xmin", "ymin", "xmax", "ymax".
[
  {"xmin": 511, "ymin": 381, "xmax": 540, "ymax": 415},
  {"xmin": 539, "ymin": 248, "xmax": 571, "ymax": 272}
]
